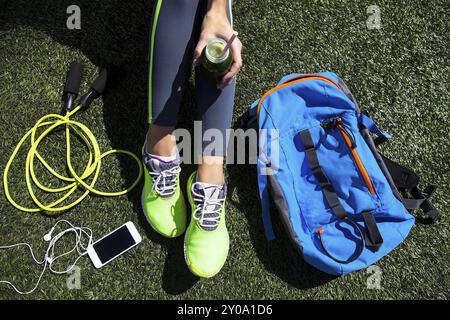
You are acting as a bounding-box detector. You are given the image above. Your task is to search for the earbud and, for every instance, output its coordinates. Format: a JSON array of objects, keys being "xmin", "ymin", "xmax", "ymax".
[
  {"xmin": 1, "ymin": 219, "xmax": 93, "ymax": 295},
  {"xmin": 44, "ymin": 226, "xmax": 56, "ymax": 242}
]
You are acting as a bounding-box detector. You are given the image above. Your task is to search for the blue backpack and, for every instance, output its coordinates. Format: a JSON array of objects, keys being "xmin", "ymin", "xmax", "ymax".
[{"xmin": 245, "ymin": 72, "xmax": 438, "ymax": 275}]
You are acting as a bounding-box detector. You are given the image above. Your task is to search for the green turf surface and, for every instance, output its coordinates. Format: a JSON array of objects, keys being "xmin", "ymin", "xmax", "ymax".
[{"xmin": 0, "ymin": 0, "xmax": 448, "ymax": 299}]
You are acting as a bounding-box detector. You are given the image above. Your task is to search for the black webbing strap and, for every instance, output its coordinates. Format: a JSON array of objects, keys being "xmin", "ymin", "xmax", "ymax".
[
  {"xmin": 299, "ymin": 130, "xmax": 347, "ymax": 220},
  {"xmin": 381, "ymin": 153, "xmax": 419, "ymax": 190},
  {"xmin": 373, "ymin": 136, "xmax": 388, "ymax": 146},
  {"xmin": 380, "ymin": 154, "xmax": 439, "ymax": 222},
  {"xmin": 362, "ymin": 212, "xmax": 383, "ymax": 249},
  {"xmin": 409, "ymin": 185, "xmax": 439, "ymax": 222},
  {"xmin": 299, "ymin": 129, "xmax": 383, "ymax": 263},
  {"xmin": 401, "ymin": 198, "xmax": 424, "ymax": 210}
]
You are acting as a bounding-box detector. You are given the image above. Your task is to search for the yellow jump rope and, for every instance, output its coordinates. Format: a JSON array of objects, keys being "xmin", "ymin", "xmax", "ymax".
[{"xmin": 3, "ymin": 62, "xmax": 143, "ymax": 213}]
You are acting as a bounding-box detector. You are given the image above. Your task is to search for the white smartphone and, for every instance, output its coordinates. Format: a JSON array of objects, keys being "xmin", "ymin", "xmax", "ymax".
[{"xmin": 87, "ymin": 221, "xmax": 142, "ymax": 269}]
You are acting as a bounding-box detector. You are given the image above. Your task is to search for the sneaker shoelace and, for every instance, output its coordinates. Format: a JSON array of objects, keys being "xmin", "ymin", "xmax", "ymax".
[
  {"xmin": 149, "ymin": 165, "xmax": 181, "ymax": 197},
  {"xmin": 191, "ymin": 183, "xmax": 226, "ymax": 231}
]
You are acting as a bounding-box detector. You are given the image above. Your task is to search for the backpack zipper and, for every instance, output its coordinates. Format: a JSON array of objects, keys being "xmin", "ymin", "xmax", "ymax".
[
  {"xmin": 256, "ymin": 75, "xmax": 376, "ymax": 194},
  {"xmin": 323, "ymin": 117, "xmax": 376, "ymax": 195},
  {"xmin": 257, "ymin": 74, "xmax": 377, "ymax": 195},
  {"xmin": 256, "ymin": 74, "xmax": 344, "ymax": 121}
]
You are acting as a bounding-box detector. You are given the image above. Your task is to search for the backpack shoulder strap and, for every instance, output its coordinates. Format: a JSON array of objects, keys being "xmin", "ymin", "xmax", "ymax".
[
  {"xmin": 380, "ymin": 153, "xmax": 439, "ymax": 222},
  {"xmin": 357, "ymin": 111, "xmax": 439, "ymax": 223}
]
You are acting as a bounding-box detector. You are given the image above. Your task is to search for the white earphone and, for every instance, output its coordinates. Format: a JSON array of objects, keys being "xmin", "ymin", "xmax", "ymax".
[
  {"xmin": 43, "ymin": 228, "xmax": 55, "ymax": 242},
  {"xmin": 0, "ymin": 219, "xmax": 94, "ymax": 295}
]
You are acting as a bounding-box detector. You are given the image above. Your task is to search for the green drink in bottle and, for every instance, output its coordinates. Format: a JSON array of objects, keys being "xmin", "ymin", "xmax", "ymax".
[{"xmin": 199, "ymin": 37, "xmax": 234, "ymax": 85}]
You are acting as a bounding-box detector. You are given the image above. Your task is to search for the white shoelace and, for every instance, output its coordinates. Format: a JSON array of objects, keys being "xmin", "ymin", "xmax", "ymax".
[
  {"xmin": 191, "ymin": 183, "xmax": 225, "ymax": 230},
  {"xmin": 149, "ymin": 165, "xmax": 181, "ymax": 197}
]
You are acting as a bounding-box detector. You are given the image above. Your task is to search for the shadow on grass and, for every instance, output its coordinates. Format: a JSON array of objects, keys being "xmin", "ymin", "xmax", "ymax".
[
  {"xmin": 1, "ymin": 0, "xmax": 335, "ymax": 293},
  {"xmin": 1, "ymin": 0, "xmax": 201, "ymax": 294}
]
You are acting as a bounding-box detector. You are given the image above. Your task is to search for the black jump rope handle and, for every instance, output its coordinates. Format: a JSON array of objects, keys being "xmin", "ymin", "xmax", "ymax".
[
  {"xmin": 63, "ymin": 61, "xmax": 83, "ymax": 111},
  {"xmin": 62, "ymin": 61, "xmax": 107, "ymax": 111},
  {"xmin": 79, "ymin": 68, "xmax": 107, "ymax": 109}
]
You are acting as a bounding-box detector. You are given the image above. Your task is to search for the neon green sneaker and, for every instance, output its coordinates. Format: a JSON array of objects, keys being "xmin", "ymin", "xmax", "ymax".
[
  {"xmin": 141, "ymin": 150, "xmax": 186, "ymax": 238},
  {"xmin": 184, "ymin": 171, "xmax": 229, "ymax": 278}
]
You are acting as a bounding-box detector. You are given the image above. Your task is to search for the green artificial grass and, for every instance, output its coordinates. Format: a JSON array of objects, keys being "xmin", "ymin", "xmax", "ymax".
[{"xmin": 0, "ymin": 0, "xmax": 448, "ymax": 299}]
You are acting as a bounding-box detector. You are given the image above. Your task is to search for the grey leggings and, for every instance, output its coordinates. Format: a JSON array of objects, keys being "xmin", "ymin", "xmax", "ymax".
[{"xmin": 148, "ymin": 0, "xmax": 235, "ymax": 157}]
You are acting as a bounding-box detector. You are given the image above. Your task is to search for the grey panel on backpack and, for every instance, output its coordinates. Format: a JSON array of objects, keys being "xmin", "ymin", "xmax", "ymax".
[{"xmin": 267, "ymin": 174, "xmax": 303, "ymax": 254}]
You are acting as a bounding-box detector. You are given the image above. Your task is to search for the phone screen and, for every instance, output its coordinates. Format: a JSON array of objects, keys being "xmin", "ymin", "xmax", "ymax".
[{"xmin": 93, "ymin": 225, "xmax": 136, "ymax": 264}]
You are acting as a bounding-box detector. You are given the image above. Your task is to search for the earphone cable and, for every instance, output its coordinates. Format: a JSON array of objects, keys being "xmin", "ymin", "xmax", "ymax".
[{"xmin": 0, "ymin": 219, "xmax": 93, "ymax": 295}]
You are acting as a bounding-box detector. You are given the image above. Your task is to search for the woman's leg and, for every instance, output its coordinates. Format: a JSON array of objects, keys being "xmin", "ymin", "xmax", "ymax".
[
  {"xmin": 146, "ymin": 0, "xmax": 204, "ymax": 155},
  {"xmin": 195, "ymin": 0, "xmax": 235, "ymax": 185},
  {"xmin": 183, "ymin": 0, "xmax": 235, "ymax": 279},
  {"xmin": 195, "ymin": 76, "xmax": 235, "ymax": 184},
  {"xmin": 143, "ymin": 0, "xmax": 204, "ymax": 239}
]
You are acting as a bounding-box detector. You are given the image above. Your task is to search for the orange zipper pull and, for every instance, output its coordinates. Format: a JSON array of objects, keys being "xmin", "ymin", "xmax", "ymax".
[{"xmin": 337, "ymin": 118, "xmax": 356, "ymax": 149}]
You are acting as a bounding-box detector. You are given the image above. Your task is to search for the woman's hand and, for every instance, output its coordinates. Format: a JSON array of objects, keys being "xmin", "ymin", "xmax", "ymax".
[{"xmin": 193, "ymin": 6, "xmax": 242, "ymax": 89}]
